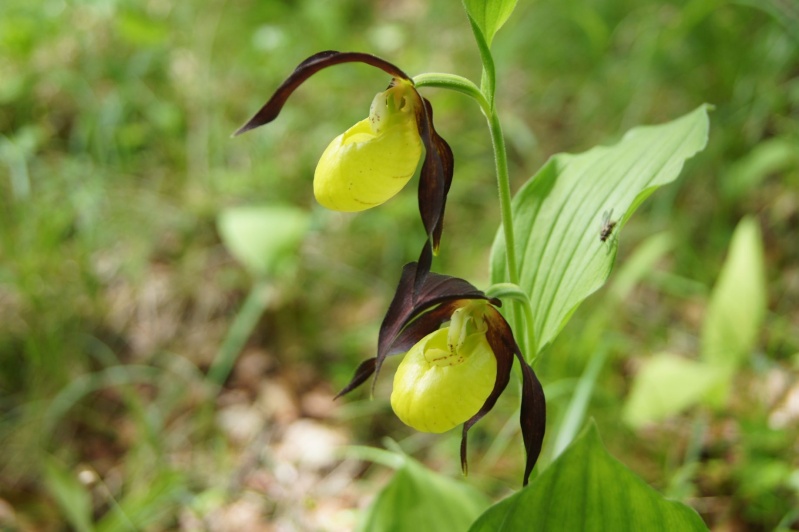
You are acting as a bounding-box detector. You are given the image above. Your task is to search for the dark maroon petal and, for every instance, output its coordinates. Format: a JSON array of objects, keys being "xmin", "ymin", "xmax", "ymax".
[
  {"xmin": 234, "ymin": 51, "xmax": 411, "ymax": 136},
  {"xmin": 515, "ymin": 350, "xmax": 546, "ymax": 486},
  {"xmin": 414, "ymin": 239, "xmax": 433, "ymax": 293},
  {"xmin": 334, "ymin": 357, "xmax": 377, "ymax": 399},
  {"xmin": 459, "ymin": 312, "xmax": 515, "ymax": 477},
  {"xmin": 482, "ymin": 306, "xmax": 546, "ymax": 486},
  {"xmin": 413, "ymin": 96, "xmax": 454, "ymax": 252},
  {"xmin": 372, "ymin": 263, "xmax": 489, "ymax": 389},
  {"xmin": 388, "ymin": 300, "xmax": 462, "ymax": 355}
]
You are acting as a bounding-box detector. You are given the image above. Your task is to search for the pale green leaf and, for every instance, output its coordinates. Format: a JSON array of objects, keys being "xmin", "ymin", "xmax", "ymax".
[
  {"xmin": 462, "ymin": 0, "xmax": 518, "ymax": 46},
  {"xmin": 42, "ymin": 456, "xmax": 94, "ymax": 532},
  {"xmin": 490, "ymin": 105, "xmax": 710, "ymax": 355},
  {"xmin": 357, "ymin": 456, "xmax": 490, "ymax": 532},
  {"xmin": 723, "ymin": 137, "xmax": 799, "ymax": 199},
  {"xmin": 623, "ymin": 353, "xmax": 730, "ymax": 428},
  {"xmin": 469, "ymin": 423, "xmax": 708, "ymax": 531},
  {"xmin": 217, "ymin": 205, "xmax": 309, "ymax": 278},
  {"xmin": 701, "ymin": 216, "xmax": 767, "ymax": 367}
]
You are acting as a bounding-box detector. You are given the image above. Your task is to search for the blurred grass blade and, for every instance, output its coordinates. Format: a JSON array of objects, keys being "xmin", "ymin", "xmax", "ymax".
[
  {"xmin": 462, "ymin": 0, "xmax": 518, "ymax": 46},
  {"xmin": 43, "ymin": 366, "xmax": 162, "ymax": 436},
  {"xmin": 357, "ymin": 455, "xmax": 490, "ymax": 532},
  {"xmin": 207, "ymin": 281, "xmax": 274, "ymax": 385},
  {"xmin": 490, "ymin": 105, "xmax": 710, "ymax": 357},
  {"xmin": 623, "ymin": 354, "xmax": 730, "ymax": 428},
  {"xmin": 701, "ymin": 216, "xmax": 766, "ymax": 367},
  {"xmin": 607, "ymin": 232, "xmax": 673, "ymax": 303},
  {"xmin": 217, "ymin": 205, "xmax": 309, "ymax": 279},
  {"xmin": 468, "ymin": 423, "xmax": 708, "ymax": 531},
  {"xmin": 95, "ymin": 470, "xmax": 186, "ymax": 532},
  {"xmin": 551, "ymin": 349, "xmax": 606, "ymax": 460},
  {"xmin": 42, "ymin": 456, "xmax": 94, "ymax": 532}
]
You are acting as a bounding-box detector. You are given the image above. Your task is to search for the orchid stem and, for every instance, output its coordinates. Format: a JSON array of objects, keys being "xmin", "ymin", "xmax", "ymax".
[
  {"xmin": 413, "ymin": 71, "xmax": 530, "ymax": 357},
  {"xmin": 487, "ymin": 109, "xmax": 519, "ymax": 286},
  {"xmin": 412, "ymin": 73, "xmax": 517, "ymax": 287},
  {"xmin": 412, "ymin": 73, "xmax": 490, "ymax": 115},
  {"xmin": 487, "ymin": 107, "xmax": 530, "ymax": 357}
]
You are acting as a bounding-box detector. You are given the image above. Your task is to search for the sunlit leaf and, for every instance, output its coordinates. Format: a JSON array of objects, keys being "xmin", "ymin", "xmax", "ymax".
[
  {"xmin": 623, "ymin": 353, "xmax": 730, "ymax": 428},
  {"xmin": 217, "ymin": 205, "xmax": 309, "ymax": 278},
  {"xmin": 469, "ymin": 423, "xmax": 708, "ymax": 531},
  {"xmin": 490, "ymin": 105, "xmax": 710, "ymax": 356},
  {"xmin": 701, "ymin": 216, "xmax": 766, "ymax": 367},
  {"xmin": 462, "ymin": 0, "xmax": 518, "ymax": 46},
  {"xmin": 357, "ymin": 455, "xmax": 490, "ymax": 532}
]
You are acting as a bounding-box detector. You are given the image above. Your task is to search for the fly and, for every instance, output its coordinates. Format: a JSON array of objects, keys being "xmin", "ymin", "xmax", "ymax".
[{"xmin": 599, "ymin": 209, "xmax": 618, "ymax": 243}]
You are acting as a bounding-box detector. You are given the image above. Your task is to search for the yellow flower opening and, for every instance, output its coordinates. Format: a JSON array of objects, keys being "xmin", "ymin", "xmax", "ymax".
[
  {"xmin": 313, "ymin": 81, "xmax": 423, "ymax": 211},
  {"xmin": 390, "ymin": 306, "xmax": 497, "ymax": 433}
]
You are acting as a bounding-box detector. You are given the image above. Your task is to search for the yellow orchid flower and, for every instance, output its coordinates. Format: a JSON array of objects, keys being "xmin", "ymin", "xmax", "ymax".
[
  {"xmin": 391, "ymin": 306, "xmax": 496, "ymax": 433},
  {"xmin": 335, "ymin": 262, "xmax": 546, "ymax": 486},
  {"xmin": 314, "ymin": 81, "xmax": 423, "ymax": 211},
  {"xmin": 235, "ymin": 51, "xmax": 454, "ymax": 251}
]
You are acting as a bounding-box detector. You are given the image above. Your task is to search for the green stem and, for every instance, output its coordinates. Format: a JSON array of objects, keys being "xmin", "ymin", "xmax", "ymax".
[
  {"xmin": 413, "ymin": 72, "xmax": 530, "ymax": 356},
  {"xmin": 486, "ymin": 108, "xmax": 530, "ymax": 356},
  {"xmin": 207, "ymin": 280, "xmax": 273, "ymax": 385},
  {"xmin": 412, "ymin": 73, "xmax": 518, "ymax": 286},
  {"xmin": 486, "ymin": 283, "xmax": 536, "ymax": 355},
  {"xmin": 487, "ymin": 110, "xmax": 518, "ymax": 286},
  {"xmin": 412, "ymin": 73, "xmax": 490, "ymax": 115}
]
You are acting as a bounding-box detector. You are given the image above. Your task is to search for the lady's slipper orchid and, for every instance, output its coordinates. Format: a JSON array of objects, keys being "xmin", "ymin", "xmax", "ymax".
[
  {"xmin": 390, "ymin": 302, "xmax": 498, "ymax": 433},
  {"xmin": 314, "ymin": 81, "xmax": 423, "ymax": 211},
  {"xmin": 235, "ymin": 51, "xmax": 453, "ymax": 251},
  {"xmin": 336, "ymin": 261, "xmax": 546, "ymax": 486}
]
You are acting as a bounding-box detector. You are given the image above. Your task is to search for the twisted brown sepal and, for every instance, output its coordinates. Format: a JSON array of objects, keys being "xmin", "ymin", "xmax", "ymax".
[
  {"xmin": 374, "ymin": 262, "xmax": 490, "ymax": 391},
  {"xmin": 233, "ymin": 51, "xmax": 411, "ymax": 136},
  {"xmin": 463, "ymin": 308, "xmax": 546, "ymax": 486},
  {"xmin": 336, "ymin": 261, "xmax": 490, "ymax": 397},
  {"xmin": 413, "ymin": 96, "xmax": 454, "ymax": 254}
]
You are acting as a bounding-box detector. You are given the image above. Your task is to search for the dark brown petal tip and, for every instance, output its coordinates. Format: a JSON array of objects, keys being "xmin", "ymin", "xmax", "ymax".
[
  {"xmin": 414, "ymin": 97, "xmax": 454, "ymax": 252},
  {"xmin": 465, "ymin": 307, "xmax": 546, "ymax": 486},
  {"xmin": 234, "ymin": 51, "xmax": 412, "ymax": 136},
  {"xmin": 459, "ymin": 310, "xmax": 516, "ymax": 477},
  {"xmin": 334, "ymin": 357, "xmax": 377, "ymax": 399},
  {"xmin": 516, "ymin": 351, "xmax": 546, "ymax": 486}
]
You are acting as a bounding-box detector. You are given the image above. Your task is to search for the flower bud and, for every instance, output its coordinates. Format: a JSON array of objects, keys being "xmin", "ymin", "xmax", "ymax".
[
  {"xmin": 391, "ymin": 325, "xmax": 497, "ymax": 433},
  {"xmin": 313, "ymin": 81, "xmax": 423, "ymax": 211}
]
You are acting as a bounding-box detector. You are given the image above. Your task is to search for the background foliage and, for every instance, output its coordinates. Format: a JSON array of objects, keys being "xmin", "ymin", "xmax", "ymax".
[{"xmin": 1, "ymin": 0, "xmax": 797, "ymax": 529}]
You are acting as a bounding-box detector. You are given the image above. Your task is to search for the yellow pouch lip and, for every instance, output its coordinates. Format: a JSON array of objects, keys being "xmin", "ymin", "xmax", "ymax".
[
  {"xmin": 391, "ymin": 328, "xmax": 497, "ymax": 434},
  {"xmin": 313, "ymin": 84, "xmax": 423, "ymax": 212}
]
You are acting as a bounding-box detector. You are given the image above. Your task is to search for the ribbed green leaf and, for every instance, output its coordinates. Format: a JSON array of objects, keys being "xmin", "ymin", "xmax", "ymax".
[
  {"xmin": 358, "ymin": 456, "xmax": 490, "ymax": 532},
  {"xmin": 469, "ymin": 424, "xmax": 708, "ymax": 531},
  {"xmin": 462, "ymin": 0, "xmax": 518, "ymax": 46},
  {"xmin": 490, "ymin": 105, "xmax": 710, "ymax": 355}
]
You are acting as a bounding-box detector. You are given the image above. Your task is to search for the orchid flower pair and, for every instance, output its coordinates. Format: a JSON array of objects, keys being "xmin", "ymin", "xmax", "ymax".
[{"xmin": 236, "ymin": 51, "xmax": 545, "ymax": 485}]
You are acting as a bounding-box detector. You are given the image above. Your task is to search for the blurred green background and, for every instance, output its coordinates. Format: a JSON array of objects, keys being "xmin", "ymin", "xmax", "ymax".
[{"xmin": 1, "ymin": 0, "xmax": 797, "ymax": 529}]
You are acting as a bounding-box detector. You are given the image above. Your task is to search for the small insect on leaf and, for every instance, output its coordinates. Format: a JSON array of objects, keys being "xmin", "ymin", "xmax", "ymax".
[{"xmin": 599, "ymin": 209, "xmax": 618, "ymax": 243}]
